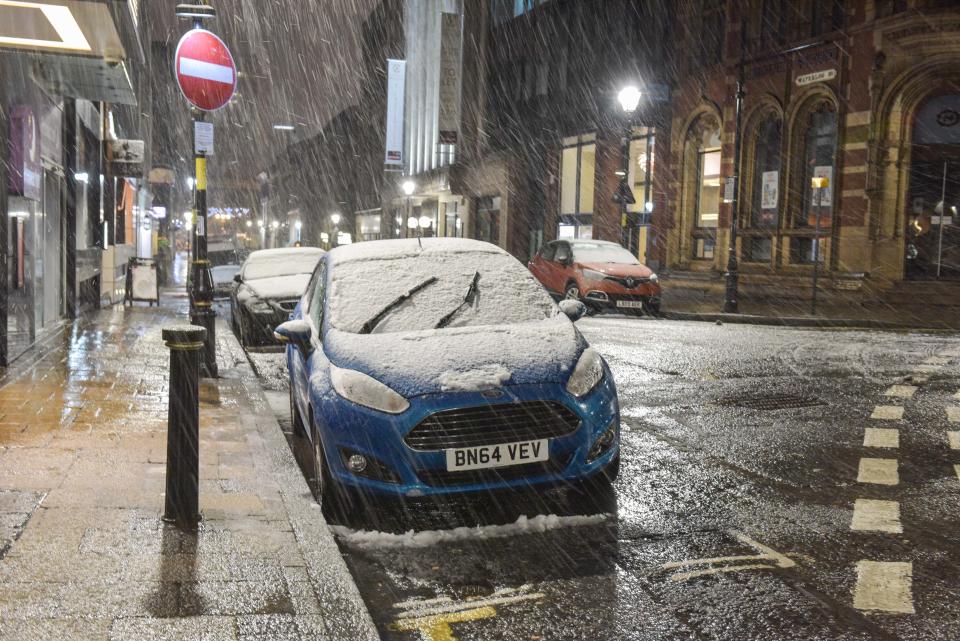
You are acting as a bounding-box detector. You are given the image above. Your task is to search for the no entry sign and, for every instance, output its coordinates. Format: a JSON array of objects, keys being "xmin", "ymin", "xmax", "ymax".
[{"xmin": 174, "ymin": 28, "xmax": 237, "ymax": 112}]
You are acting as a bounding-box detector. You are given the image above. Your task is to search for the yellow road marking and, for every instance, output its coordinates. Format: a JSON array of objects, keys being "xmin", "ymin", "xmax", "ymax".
[
  {"xmin": 870, "ymin": 405, "xmax": 904, "ymax": 421},
  {"xmin": 853, "ymin": 561, "xmax": 914, "ymax": 614},
  {"xmin": 863, "ymin": 428, "xmax": 899, "ymax": 449},
  {"xmin": 391, "ymin": 606, "xmax": 496, "ymax": 641},
  {"xmin": 857, "ymin": 458, "xmax": 899, "ymax": 485}
]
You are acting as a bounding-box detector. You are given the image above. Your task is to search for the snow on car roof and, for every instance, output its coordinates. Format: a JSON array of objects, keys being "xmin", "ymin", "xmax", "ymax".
[
  {"xmin": 246, "ymin": 246, "xmax": 325, "ymax": 262},
  {"xmin": 328, "ymin": 237, "xmax": 505, "ymax": 267}
]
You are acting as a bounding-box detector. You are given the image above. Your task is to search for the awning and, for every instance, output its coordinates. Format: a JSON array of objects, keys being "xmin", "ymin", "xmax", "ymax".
[{"xmin": 0, "ymin": 0, "xmax": 134, "ymax": 104}]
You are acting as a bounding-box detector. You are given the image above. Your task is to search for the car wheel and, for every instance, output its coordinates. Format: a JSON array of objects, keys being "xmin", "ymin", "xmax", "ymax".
[
  {"xmin": 564, "ymin": 282, "xmax": 581, "ymax": 301},
  {"xmin": 570, "ymin": 454, "xmax": 619, "ymax": 511},
  {"xmin": 290, "ymin": 385, "xmax": 307, "ymax": 438},
  {"xmin": 238, "ymin": 310, "xmax": 253, "ymax": 348},
  {"xmin": 309, "ymin": 416, "xmax": 353, "ymax": 521}
]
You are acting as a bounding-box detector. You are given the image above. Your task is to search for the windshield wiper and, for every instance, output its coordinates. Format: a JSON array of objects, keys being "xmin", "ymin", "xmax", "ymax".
[
  {"xmin": 359, "ymin": 276, "xmax": 438, "ymax": 334},
  {"xmin": 435, "ymin": 271, "xmax": 481, "ymax": 330}
]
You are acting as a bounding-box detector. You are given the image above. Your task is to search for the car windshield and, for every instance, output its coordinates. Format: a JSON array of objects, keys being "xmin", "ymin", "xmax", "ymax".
[
  {"xmin": 329, "ymin": 250, "xmax": 555, "ymax": 334},
  {"xmin": 207, "ymin": 249, "xmax": 238, "ymax": 267},
  {"xmin": 243, "ymin": 250, "xmax": 323, "ymax": 280},
  {"xmin": 572, "ymin": 243, "xmax": 641, "ymax": 265}
]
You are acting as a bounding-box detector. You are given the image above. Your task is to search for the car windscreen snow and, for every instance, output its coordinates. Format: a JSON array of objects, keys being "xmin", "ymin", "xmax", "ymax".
[
  {"xmin": 571, "ymin": 243, "xmax": 641, "ymax": 265},
  {"xmin": 329, "ymin": 250, "xmax": 556, "ymax": 334}
]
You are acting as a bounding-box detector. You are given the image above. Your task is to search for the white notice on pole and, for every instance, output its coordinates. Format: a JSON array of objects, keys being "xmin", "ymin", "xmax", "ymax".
[
  {"xmin": 195, "ymin": 121, "xmax": 214, "ymax": 155},
  {"xmin": 385, "ymin": 59, "xmax": 406, "ymax": 167}
]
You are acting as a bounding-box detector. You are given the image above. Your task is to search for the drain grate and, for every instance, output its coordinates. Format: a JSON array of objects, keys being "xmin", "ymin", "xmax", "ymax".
[{"xmin": 714, "ymin": 394, "xmax": 825, "ymax": 411}]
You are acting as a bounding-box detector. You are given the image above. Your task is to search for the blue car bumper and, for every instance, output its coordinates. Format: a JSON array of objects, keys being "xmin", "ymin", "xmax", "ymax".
[{"xmin": 308, "ymin": 367, "xmax": 620, "ymax": 498}]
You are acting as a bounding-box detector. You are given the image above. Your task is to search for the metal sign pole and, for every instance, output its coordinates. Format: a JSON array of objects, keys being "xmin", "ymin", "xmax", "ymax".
[{"xmin": 937, "ymin": 161, "xmax": 948, "ymax": 278}]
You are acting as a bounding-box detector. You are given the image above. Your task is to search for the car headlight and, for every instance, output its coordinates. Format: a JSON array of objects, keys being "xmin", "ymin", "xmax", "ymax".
[
  {"xmin": 649, "ymin": 273, "xmax": 659, "ymax": 283},
  {"xmin": 581, "ymin": 269, "xmax": 607, "ymax": 282},
  {"xmin": 566, "ymin": 347, "xmax": 605, "ymax": 398},
  {"xmin": 330, "ymin": 364, "xmax": 410, "ymax": 414}
]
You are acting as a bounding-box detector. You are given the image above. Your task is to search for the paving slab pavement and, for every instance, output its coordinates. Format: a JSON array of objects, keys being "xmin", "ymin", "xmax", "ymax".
[{"xmin": 0, "ymin": 303, "xmax": 378, "ymax": 640}]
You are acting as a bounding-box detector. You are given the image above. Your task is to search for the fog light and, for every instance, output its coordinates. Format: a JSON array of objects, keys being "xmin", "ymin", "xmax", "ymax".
[
  {"xmin": 588, "ymin": 421, "xmax": 617, "ymax": 462},
  {"xmin": 346, "ymin": 454, "xmax": 368, "ymax": 473}
]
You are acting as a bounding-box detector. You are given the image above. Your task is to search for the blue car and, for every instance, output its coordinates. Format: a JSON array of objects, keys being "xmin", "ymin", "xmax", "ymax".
[{"xmin": 275, "ymin": 238, "xmax": 620, "ymax": 510}]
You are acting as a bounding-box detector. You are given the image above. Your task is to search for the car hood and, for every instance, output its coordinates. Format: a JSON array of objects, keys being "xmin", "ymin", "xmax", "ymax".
[
  {"xmin": 211, "ymin": 265, "xmax": 240, "ymax": 285},
  {"xmin": 238, "ymin": 274, "xmax": 312, "ymax": 302},
  {"xmin": 323, "ymin": 315, "xmax": 585, "ymax": 397},
  {"xmin": 577, "ymin": 261, "xmax": 654, "ymax": 278}
]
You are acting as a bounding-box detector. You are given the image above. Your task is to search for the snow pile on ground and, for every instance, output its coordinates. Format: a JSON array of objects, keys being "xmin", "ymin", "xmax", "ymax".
[
  {"xmin": 438, "ymin": 364, "xmax": 511, "ymax": 391},
  {"xmin": 331, "ymin": 513, "xmax": 610, "ymax": 549}
]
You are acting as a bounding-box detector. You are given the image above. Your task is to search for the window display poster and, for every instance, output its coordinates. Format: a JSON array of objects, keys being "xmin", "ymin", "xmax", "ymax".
[
  {"xmin": 761, "ymin": 171, "xmax": 779, "ymax": 209},
  {"xmin": 9, "ymin": 106, "xmax": 41, "ymax": 201},
  {"xmin": 812, "ymin": 166, "xmax": 833, "ymax": 207}
]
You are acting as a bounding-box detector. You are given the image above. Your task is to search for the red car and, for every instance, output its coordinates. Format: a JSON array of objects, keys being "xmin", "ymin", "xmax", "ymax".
[{"xmin": 529, "ymin": 239, "xmax": 661, "ymax": 315}]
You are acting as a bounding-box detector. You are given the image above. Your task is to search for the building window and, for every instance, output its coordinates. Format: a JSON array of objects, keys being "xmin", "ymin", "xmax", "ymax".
[
  {"xmin": 789, "ymin": 103, "xmax": 837, "ymax": 264},
  {"xmin": 875, "ymin": 0, "xmax": 907, "ymax": 18},
  {"xmin": 699, "ymin": 0, "xmax": 725, "ymax": 67},
  {"xmin": 559, "ymin": 133, "xmax": 596, "ymax": 239},
  {"xmin": 742, "ymin": 114, "xmax": 782, "ymax": 263},
  {"xmin": 787, "ymin": 0, "xmax": 845, "ymax": 40},
  {"xmin": 627, "ymin": 127, "xmax": 656, "ymax": 217},
  {"xmin": 476, "ymin": 196, "xmax": 500, "ymax": 246},
  {"xmin": 443, "ymin": 201, "xmax": 463, "ymax": 238},
  {"xmin": 492, "ymin": 0, "xmax": 551, "ymax": 25},
  {"xmin": 683, "ymin": 116, "xmax": 722, "ymax": 261}
]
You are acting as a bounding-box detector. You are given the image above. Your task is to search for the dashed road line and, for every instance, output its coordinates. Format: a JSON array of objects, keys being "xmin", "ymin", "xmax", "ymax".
[
  {"xmin": 948, "ymin": 431, "xmax": 960, "ymax": 450},
  {"xmin": 947, "ymin": 406, "xmax": 960, "ymax": 423},
  {"xmin": 914, "ymin": 364, "xmax": 941, "ymax": 374},
  {"xmin": 857, "ymin": 458, "xmax": 899, "ymax": 485},
  {"xmin": 392, "ymin": 607, "xmax": 497, "ymax": 641},
  {"xmin": 955, "ymin": 465, "xmax": 960, "ymax": 482},
  {"xmin": 853, "ymin": 561, "xmax": 915, "ymax": 614},
  {"xmin": 863, "ymin": 428, "xmax": 899, "ymax": 449},
  {"xmin": 884, "ymin": 385, "xmax": 917, "ymax": 398},
  {"xmin": 924, "ymin": 356, "xmax": 950, "ymax": 366},
  {"xmin": 870, "ymin": 405, "xmax": 904, "ymax": 420},
  {"xmin": 850, "ymin": 499, "xmax": 902, "ymax": 534}
]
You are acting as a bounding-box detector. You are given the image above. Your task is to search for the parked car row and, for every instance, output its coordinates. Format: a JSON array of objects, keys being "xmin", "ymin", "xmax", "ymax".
[{"xmin": 223, "ymin": 237, "xmax": 658, "ymax": 511}]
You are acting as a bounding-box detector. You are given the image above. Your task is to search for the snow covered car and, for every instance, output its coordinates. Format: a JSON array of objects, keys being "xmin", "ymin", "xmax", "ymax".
[
  {"xmin": 211, "ymin": 264, "xmax": 241, "ymax": 298},
  {"xmin": 275, "ymin": 238, "xmax": 620, "ymax": 510},
  {"xmin": 230, "ymin": 247, "xmax": 325, "ymax": 347}
]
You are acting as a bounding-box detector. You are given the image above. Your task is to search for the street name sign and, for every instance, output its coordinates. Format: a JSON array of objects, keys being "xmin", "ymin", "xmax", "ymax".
[
  {"xmin": 796, "ymin": 69, "xmax": 837, "ymax": 87},
  {"xmin": 175, "ymin": 28, "xmax": 237, "ymax": 112}
]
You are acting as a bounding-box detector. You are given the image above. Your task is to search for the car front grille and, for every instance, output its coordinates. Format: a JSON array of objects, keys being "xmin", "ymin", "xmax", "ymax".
[
  {"xmin": 603, "ymin": 276, "xmax": 651, "ymax": 289},
  {"xmin": 404, "ymin": 401, "xmax": 581, "ymax": 451},
  {"xmin": 417, "ymin": 452, "xmax": 575, "ymax": 487}
]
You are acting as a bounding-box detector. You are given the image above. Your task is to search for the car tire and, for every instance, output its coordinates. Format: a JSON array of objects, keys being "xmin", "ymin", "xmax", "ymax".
[
  {"xmin": 290, "ymin": 385, "xmax": 307, "ymax": 438},
  {"xmin": 643, "ymin": 299, "xmax": 662, "ymax": 318},
  {"xmin": 564, "ymin": 282, "xmax": 581, "ymax": 301},
  {"xmin": 309, "ymin": 415, "xmax": 353, "ymax": 521},
  {"xmin": 238, "ymin": 310, "xmax": 253, "ymax": 348},
  {"xmin": 570, "ymin": 454, "xmax": 619, "ymax": 511}
]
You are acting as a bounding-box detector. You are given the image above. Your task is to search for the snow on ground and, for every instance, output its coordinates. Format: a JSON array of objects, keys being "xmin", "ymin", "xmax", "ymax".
[{"xmin": 331, "ymin": 513, "xmax": 610, "ymax": 549}]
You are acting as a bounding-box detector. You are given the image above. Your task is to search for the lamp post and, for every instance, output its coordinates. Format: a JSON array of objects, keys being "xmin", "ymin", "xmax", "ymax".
[
  {"xmin": 330, "ymin": 212, "xmax": 341, "ymax": 247},
  {"xmin": 617, "ymin": 86, "xmax": 642, "ymax": 251},
  {"xmin": 294, "ymin": 220, "xmax": 302, "ymax": 245},
  {"xmin": 402, "ymin": 180, "xmax": 416, "ymax": 239},
  {"xmin": 810, "ymin": 175, "xmax": 829, "ymax": 315}
]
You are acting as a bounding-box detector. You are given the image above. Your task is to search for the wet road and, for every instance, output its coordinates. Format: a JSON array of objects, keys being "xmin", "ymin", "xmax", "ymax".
[{"xmin": 234, "ymin": 310, "xmax": 960, "ymax": 640}]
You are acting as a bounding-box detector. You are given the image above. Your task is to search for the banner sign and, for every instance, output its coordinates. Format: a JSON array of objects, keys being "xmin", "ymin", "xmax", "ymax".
[
  {"xmin": 437, "ymin": 12, "xmax": 462, "ymax": 145},
  {"xmin": 385, "ymin": 59, "xmax": 406, "ymax": 166},
  {"xmin": 761, "ymin": 170, "xmax": 779, "ymax": 209},
  {"xmin": 8, "ymin": 106, "xmax": 40, "ymax": 201}
]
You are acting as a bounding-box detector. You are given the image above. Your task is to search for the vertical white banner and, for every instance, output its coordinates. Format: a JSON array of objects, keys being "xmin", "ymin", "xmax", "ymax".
[
  {"xmin": 437, "ymin": 12, "xmax": 462, "ymax": 145},
  {"xmin": 385, "ymin": 59, "xmax": 406, "ymax": 167}
]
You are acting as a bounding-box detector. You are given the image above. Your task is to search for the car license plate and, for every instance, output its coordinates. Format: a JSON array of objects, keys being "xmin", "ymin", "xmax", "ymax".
[
  {"xmin": 616, "ymin": 300, "xmax": 644, "ymax": 309},
  {"xmin": 445, "ymin": 439, "xmax": 549, "ymax": 471}
]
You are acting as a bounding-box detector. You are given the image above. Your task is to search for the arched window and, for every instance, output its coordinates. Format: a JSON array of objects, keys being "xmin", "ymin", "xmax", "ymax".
[
  {"xmin": 690, "ymin": 123, "xmax": 722, "ymax": 259},
  {"xmin": 790, "ymin": 103, "xmax": 837, "ymax": 263},
  {"xmin": 743, "ymin": 114, "xmax": 782, "ymax": 262}
]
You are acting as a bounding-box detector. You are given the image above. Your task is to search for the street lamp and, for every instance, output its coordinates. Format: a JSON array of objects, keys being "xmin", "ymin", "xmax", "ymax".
[
  {"xmin": 617, "ymin": 86, "xmax": 642, "ymax": 250},
  {"xmin": 418, "ymin": 215, "xmax": 432, "ymax": 238},
  {"xmin": 330, "ymin": 212, "xmax": 341, "ymax": 247},
  {"xmin": 294, "ymin": 220, "xmax": 302, "ymax": 244},
  {"xmin": 401, "ymin": 180, "xmax": 416, "ymax": 238}
]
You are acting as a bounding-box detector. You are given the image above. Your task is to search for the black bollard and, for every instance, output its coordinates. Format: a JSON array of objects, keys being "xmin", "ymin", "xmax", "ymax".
[{"xmin": 162, "ymin": 325, "xmax": 207, "ymax": 530}]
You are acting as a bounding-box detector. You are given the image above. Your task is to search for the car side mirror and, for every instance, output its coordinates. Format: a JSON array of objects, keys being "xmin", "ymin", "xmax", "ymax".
[
  {"xmin": 274, "ymin": 320, "xmax": 312, "ymax": 354},
  {"xmin": 558, "ymin": 299, "xmax": 587, "ymax": 322},
  {"xmin": 233, "ymin": 273, "xmax": 242, "ymax": 283}
]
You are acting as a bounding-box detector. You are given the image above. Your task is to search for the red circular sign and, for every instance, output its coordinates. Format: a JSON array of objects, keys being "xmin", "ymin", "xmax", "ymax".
[{"xmin": 174, "ymin": 28, "xmax": 237, "ymax": 112}]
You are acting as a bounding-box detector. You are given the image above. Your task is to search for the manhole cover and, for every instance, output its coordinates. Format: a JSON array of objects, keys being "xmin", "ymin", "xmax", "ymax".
[{"xmin": 714, "ymin": 394, "xmax": 824, "ymax": 411}]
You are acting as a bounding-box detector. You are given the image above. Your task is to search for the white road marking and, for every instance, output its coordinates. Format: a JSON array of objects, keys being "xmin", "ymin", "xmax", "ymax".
[
  {"xmin": 851, "ymin": 499, "xmax": 902, "ymax": 534},
  {"xmin": 939, "ymin": 348, "xmax": 960, "ymax": 357},
  {"xmin": 924, "ymin": 356, "xmax": 950, "ymax": 365},
  {"xmin": 956, "ymin": 465, "xmax": 960, "ymax": 482},
  {"xmin": 871, "ymin": 405, "xmax": 904, "ymax": 421},
  {"xmin": 863, "ymin": 428, "xmax": 899, "ymax": 449},
  {"xmin": 914, "ymin": 364, "xmax": 941, "ymax": 373},
  {"xmin": 912, "ymin": 375, "xmax": 929, "ymax": 384},
  {"xmin": 179, "ymin": 57, "xmax": 235, "ymax": 84},
  {"xmin": 858, "ymin": 458, "xmax": 899, "ymax": 485},
  {"xmin": 394, "ymin": 587, "xmax": 544, "ymax": 619},
  {"xmin": 853, "ymin": 561, "xmax": 915, "ymax": 614},
  {"xmin": 884, "ymin": 385, "xmax": 917, "ymax": 398},
  {"xmin": 948, "ymin": 431, "xmax": 960, "ymax": 450},
  {"xmin": 662, "ymin": 530, "xmax": 795, "ymax": 582},
  {"xmin": 947, "ymin": 406, "xmax": 960, "ymax": 423},
  {"xmin": 954, "ymin": 389, "xmax": 960, "ymax": 400}
]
